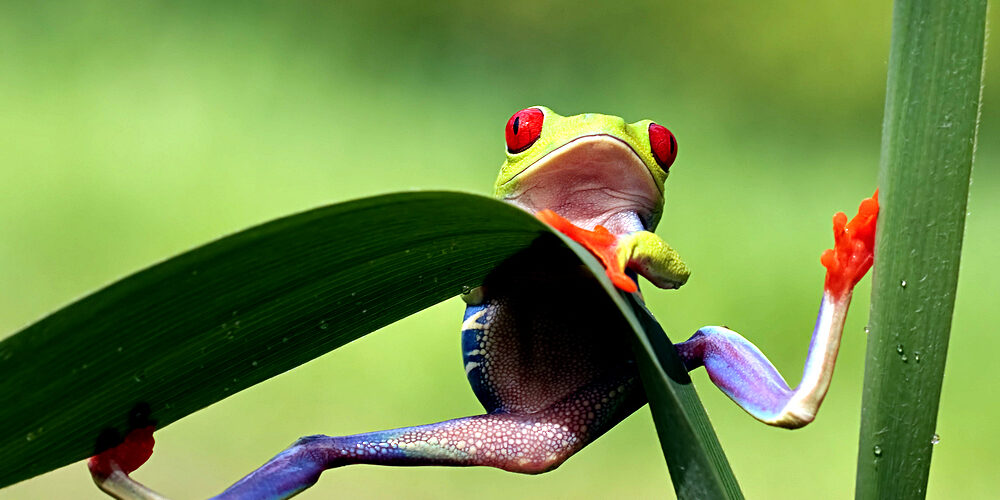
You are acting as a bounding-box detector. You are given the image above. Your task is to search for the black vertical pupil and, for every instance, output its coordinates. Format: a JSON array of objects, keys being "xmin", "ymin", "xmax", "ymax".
[
  {"xmin": 512, "ymin": 116, "xmax": 520, "ymax": 135},
  {"xmin": 669, "ymin": 134, "xmax": 676, "ymax": 154}
]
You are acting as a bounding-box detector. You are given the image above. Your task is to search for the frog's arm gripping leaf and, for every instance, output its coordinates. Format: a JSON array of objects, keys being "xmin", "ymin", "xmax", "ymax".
[
  {"xmin": 534, "ymin": 209, "xmax": 690, "ymax": 293},
  {"xmin": 540, "ymin": 191, "xmax": 879, "ymax": 428}
]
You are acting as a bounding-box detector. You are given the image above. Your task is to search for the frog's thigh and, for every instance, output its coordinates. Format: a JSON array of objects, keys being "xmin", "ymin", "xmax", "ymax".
[{"xmin": 351, "ymin": 374, "xmax": 644, "ymax": 474}]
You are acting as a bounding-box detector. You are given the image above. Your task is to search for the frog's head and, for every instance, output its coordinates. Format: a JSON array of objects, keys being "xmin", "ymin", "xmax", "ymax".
[{"xmin": 494, "ymin": 106, "xmax": 677, "ymax": 233}]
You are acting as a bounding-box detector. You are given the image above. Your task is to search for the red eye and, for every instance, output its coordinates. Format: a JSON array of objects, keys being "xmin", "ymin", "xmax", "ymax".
[
  {"xmin": 648, "ymin": 123, "xmax": 678, "ymax": 170},
  {"xmin": 505, "ymin": 107, "xmax": 544, "ymax": 153}
]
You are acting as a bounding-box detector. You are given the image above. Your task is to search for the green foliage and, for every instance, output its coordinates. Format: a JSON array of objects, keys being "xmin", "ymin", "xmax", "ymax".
[
  {"xmin": 0, "ymin": 192, "xmax": 740, "ymax": 497},
  {"xmin": 856, "ymin": 0, "xmax": 987, "ymax": 497}
]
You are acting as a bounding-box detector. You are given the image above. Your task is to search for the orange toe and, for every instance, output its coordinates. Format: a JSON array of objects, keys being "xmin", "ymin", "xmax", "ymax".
[
  {"xmin": 536, "ymin": 210, "xmax": 637, "ymax": 293},
  {"xmin": 822, "ymin": 190, "xmax": 879, "ymax": 299}
]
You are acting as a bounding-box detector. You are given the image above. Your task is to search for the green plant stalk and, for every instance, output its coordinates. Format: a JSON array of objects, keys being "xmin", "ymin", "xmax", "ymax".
[{"xmin": 856, "ymin": 0, "xmax": 986, "ymax": 497}]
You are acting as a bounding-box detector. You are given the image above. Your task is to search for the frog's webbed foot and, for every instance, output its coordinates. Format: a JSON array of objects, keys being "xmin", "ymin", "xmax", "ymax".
[
  {"xmin": 675, "ymin": 192, "xmax": 878, "ymax": 428},
  {"xmin": 535, "ymin": 209, "xmax": 688, "ymax": 292}
]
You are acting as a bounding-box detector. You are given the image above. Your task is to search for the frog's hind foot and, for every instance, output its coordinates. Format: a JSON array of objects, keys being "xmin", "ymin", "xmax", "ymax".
[{"xmin": 88, "ymin": 425, "xmax": 167, "ymax": 500}]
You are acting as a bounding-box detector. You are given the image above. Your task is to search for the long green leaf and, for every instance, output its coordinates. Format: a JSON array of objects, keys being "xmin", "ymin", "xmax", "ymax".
[
  {"xmin": 0, "ymin": 191, "xmax": 738, "ymax": 496},
  {"xmin": 856, "ymin": 0, "xmax": 986, "ymax": 497},
  {"xmin": 0, "ymin": 192, "xmax": 537, "ymax": 487}
]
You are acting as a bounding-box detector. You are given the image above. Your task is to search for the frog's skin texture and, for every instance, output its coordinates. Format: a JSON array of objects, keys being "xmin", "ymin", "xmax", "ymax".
[{"xmin": 89, "ymin": 107, "xmax": 878, "ymax": 500}]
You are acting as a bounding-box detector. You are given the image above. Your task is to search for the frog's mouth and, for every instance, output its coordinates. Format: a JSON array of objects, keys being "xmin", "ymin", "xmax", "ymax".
[{"xmin": 503, "ymin": 135, "xmax": 661, "ymax": 235}]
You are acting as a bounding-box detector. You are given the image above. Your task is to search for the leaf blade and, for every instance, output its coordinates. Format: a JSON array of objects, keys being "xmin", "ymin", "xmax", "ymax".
[
  {"xmin": 0, "ymin": 192, "xmax": 542, "ymax": 487},
  {"xmin": 0, "ymin": 191, "xmax": 740, "ymax": 498}
]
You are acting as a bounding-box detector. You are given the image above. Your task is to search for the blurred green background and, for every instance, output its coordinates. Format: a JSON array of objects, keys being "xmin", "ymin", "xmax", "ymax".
[{"xmin": 1, "ymin": 1, "xmax": 997, "ymax": 498}]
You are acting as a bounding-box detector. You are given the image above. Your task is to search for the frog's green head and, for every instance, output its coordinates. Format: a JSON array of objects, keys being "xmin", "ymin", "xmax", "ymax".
[{"xmin": 494, "ymin": 106, "xmax": 677, "ymax": 232}]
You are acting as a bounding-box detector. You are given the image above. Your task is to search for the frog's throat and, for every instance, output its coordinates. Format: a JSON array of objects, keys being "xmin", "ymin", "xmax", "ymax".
[{"xmin": 499, "ymin": 134, "xmax": 663, "ymax": 234}]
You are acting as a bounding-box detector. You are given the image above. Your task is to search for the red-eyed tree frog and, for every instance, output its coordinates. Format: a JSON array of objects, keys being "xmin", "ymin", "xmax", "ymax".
[{"xmin": 89, "ymin": 106, "xmax": 878, "ymax": 499}]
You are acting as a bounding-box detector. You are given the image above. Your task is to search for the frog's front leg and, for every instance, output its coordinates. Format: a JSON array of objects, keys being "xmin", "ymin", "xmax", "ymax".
[
  {"xmin": 616, "ymin": 230, "xmax": 690, "ymax": 290},
  {"xmin": 535, "ymin": 210, "xmax": 689, "ymax": 292},
  {"xmin": 675, "ymin": 192, "xmax": 878, "ymax": 428}
]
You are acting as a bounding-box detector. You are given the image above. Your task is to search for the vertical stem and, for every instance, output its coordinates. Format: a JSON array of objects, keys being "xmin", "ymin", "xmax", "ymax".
[{"xmin": 856, "ymin": 0, "xmax": 986, "ymax": 498}]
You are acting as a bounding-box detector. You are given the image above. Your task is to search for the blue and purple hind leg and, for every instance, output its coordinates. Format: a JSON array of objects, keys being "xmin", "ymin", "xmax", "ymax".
[
  {"xmin": 212, "ymin": 375, "xmax": 641, "ymax": 499},
  {"xmin": 91, "ymin": 365, "xmax": 642, "ymax": 500}
]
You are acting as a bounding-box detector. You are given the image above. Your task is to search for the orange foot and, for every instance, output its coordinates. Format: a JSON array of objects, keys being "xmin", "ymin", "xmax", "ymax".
[
  {"xmin": 536, "ymin": 209, "xmax": 638, "ymax": 293},
  {"xmin": 820, "ymin": 190, "xmax": 879, "ymax": 300},
  {"xmin": 88, "ymin": 425, "xmax": 156, "ymax": 478}
]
